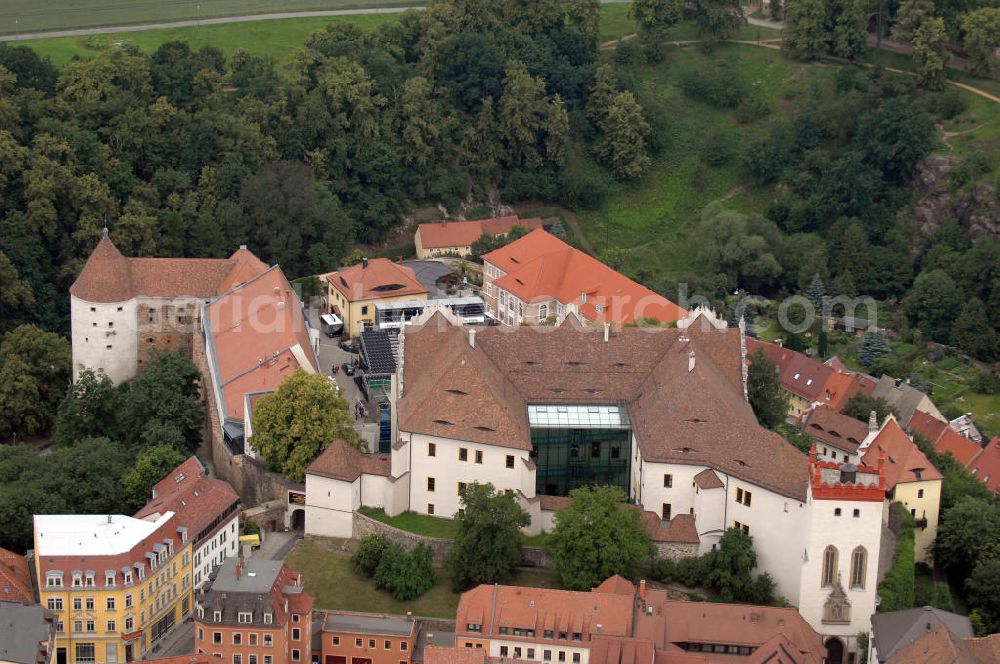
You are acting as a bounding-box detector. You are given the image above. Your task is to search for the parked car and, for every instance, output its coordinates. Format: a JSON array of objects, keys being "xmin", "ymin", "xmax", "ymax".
[{"xmin": 343, "ymin": 363, "xmax": 356, "ymax": 376}]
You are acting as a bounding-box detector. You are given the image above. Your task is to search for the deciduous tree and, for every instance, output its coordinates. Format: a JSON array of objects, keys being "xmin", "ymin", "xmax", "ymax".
[
  {"xmin": 123, "ymin": 444, "xmax": 186, "ymax": 509},
  {"xmin": 747, "ymin": 349, "xmax": 788, "ymax": 429},
  {"xmin": 961, "ymin": 8, "xmax": 1000, "ymax": 77},
  {"xmin": 594, "ymin": 91, "xmax": 652, "ymax": 179},
  {"xmin": 448, "ymin": 483, "xmax": 531, "ymax": 591},
  {"xmin": 842, "ymin": 393, "xmax": 896, "ymax": 423},
  {"xmin": 549, "ymin": 486, "xmax": 654, "ymax": 590},
  {"xmin": 0, "ymin": 324, "xmax": 70, "ymax": 439},
  {"xmin": 251, "ymin": 370, "xmax": 359, "ymax": 482},
  {"xmin": 783, "ymin": 0, "xmax": 830, "ymax": 59},
  {"xmin": 912, "ymin": 17, "xmax": 948, "ymax": 89}
]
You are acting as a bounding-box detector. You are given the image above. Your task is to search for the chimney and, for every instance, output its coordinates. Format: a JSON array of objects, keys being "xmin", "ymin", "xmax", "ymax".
[
  {"xmin": 107, "ymin": 515, "xmax": 112, "ymax": 524},
  {"xmin": 468, "ymin": 328, "xmax": 476, "ymax": 348},
  {"xmin": 399, "ymin": 256, "xmax": 404, "ymax": 265},
  {"xmin": 868, "ymin": 410, "xmax": 878, "ymax": 433},
  {"xmin": 362, "ymin": 257, "xmax": 369, "ymax": 269},
  {"xmin": 603, "ymin": 323, "xmax": 610, "ymax": 343},
  {"xmin": 639, "ymin": 580, "xmax": 646, "ymax": 600},
  {"xmin": 688, "ymin": 350, "xmax": 696, "ymax": 373},
  {"xmin": 239, "ymin": 244, "xmax": 247, "ymax": 250}
]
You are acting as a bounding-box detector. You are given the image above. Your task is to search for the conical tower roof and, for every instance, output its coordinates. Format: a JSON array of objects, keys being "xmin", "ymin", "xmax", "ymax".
[{"xmin": 70, "ymin": 230, "xmax": 134, "ymax": 303}]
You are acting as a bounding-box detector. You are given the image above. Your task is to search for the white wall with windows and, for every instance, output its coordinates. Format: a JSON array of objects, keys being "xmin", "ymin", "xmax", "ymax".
[{"xmin": 192, "ymin": 515, "xmax": 239, "ymax": 589}]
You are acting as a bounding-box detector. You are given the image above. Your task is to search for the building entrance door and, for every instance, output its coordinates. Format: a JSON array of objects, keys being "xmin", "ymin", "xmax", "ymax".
[{"xmin": 57, "ymin": 648, "xmax": 67, "ymax": 664}]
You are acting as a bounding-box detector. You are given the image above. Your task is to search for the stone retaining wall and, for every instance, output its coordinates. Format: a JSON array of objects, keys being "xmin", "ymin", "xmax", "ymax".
[{"xmin": 655, "ymin": 541, "xmax": 699, "ymax": 560}]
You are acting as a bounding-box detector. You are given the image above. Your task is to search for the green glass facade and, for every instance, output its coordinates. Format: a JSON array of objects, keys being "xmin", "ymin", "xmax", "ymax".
[{"xmin": 530, "ymin": 427, "xmax": 631, "ymax": 497}]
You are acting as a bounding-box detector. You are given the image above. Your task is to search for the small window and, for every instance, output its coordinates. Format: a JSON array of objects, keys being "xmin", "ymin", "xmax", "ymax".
[
  {"xmin": 918, "ymin": 489, "xmax": 924, "ymax": 498},
  {"xmin": 853, "ymin": 509, "xmax": 860, "ymax": 518},
  {"xmin": 292, "ymin": 651, "xmax": 300, "ymax": 662},
  {"xmin": 356, "ymin": 639, "xmax": 363, "ymax": 648},
  {"xmin": 506, "ymin": 455, "xmax": 515, "ymax": 469},
  {"xmin": 401, "ymin": 642, "xmax": 408, "ymax": 652},
  {"xmin": 834, "ymin": 508, "xmax": 842, "ymax": 516},
  {"xmin": 428, "ymin": 443, "xmax": 436, "ymax": 457},
  {"xmin": 573, "ymin": 655, "xmax": 580, "ymax": 664},
  {"xmin": 500, "ymin": 648, "xmax": 509, "ymax": 658},
  {"xmin": 385, "ymin": 641, "xmax": 392, "ymax": 650},
  {"xmin": 369, "ymin": 640, "xmax": 376, "ymax": 649},
  {"xmin": 458, "ymin": 482, "xmax": 467, "ymax": 495},
  {"xmin": 427, "ymin": 477, "xmax": 436, "ymax": 492},
  {"xmin": 475, "ymin": 450, "xmax": 483, "ymax": 464},
  {"xmin": 664, "ymin": 474, "xmax": 673, "ymax": 488},
  {"xmin": 333, "ymin": 637, "xmax": 340, "ymax": 646},
  {"xmin": 428, "ymin": 504, "xmax": 435, "ymax": 515},
  {"xmin": 459, "ymin": 448, "xmax": 468, "ymax": 461},
  {"xmin": 662, "ymin": 503, "xmax": 672, "ymax": 520}
]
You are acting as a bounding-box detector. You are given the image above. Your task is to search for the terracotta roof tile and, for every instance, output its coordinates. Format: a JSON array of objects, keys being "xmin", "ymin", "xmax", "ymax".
[
  {"xmin": 592, "ymin": 575, "xmax": 635, "ymax": 596},
  {"xmin": 328, "ymin": 258, "xmax": 427, "ymax": 302},
  {"xmin": 400, "ymin": 314, "xmax": 809, "ymax": 501},
  {"xmin": 802, "ymin": 406, "xmax": 869, "ymax": 454},
  {"xmin": 306, "ymin": 439, "xmax": 390, "ymax": 482},
  {"xmin": 636, "ymin": 591, "xmax": 824, "ymax": 664},
  {"xmin": 71, "ymin": 234, "xmax": 267, "ymax": 303},
  {"xmin": 862, "ymin": 418, "xmax": 943, "ymax": 487},
  {"xmin": 967, "ymin": 438, "xmax": 1000, "ymax": 494},
  {"xmin": 145, "ymin": 655, "xmax": 225, "ymax": 664},
  {"xmin": 0, "ymin": 546, "xmax": 34, "ymax": 603},
  {"xmin": 589, "ymin": 635, "xmax": 656, "ymax": 664},
  {"xmin": 455, "ymin": 583, "xmax": 634, "ymax": 644},
  {"xmin": 484, "ymin": 230, "xmax": 684, "ymax": 326},
  {"xmin": 886, "ymin": 626, "xmax": 1000, "ymax": 664},
  {"xmin": 417, "ymin": 216, "xmax": 545, "ymax": 250},
  {"xmin": 537, "ymin": 495, "xmax": 572, "ymax": 512},
  {"xmin": 133, "ymin": 457, "xmax": 239, "ymax": 545},
  {"xmin": 204, "ymin": 266, "xmax": 319, "ymax": 421},
  {"xmin": 639, "ymin": 512, "xmax": 699, "ymax": 544},
  {"xmin": 909, "ymin": 411, "xmax": 983, "ymax": 467},
  {"xmin": 423, "ymin": 646, "xmax": 487, "ymax": 664},
  {"xmin": 693, "ymin": 469, "xmax": 724, "ymax": 490}
]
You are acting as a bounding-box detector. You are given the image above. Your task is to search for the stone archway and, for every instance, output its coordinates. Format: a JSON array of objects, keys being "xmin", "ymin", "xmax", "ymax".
[
  {"xmin": 290, "ymin": 508, "xmax": 305, "ymax": 531},
  {"xmin": 824, "ymin": 637, "xmax": 845, "ymax": 664}
]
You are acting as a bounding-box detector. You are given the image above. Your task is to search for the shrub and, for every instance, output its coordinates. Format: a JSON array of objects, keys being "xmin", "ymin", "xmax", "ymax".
[
  {"xmin": 703, "ymin": 127, "xmax": 738, "ymax": 166},
  {"xmin": 679, "ymin": 62, "xmax": 747, "ymax": 108},
  {"xmin": 735, "ymin": 94, "xmax": 770, "ymax": 124},
  {"xmin": 373, "ymin": 543, "xmax": 436, "ymax": 601},
  {"xmin": 971, "ymin": 371, "xmax": 1000, "ymax": 395},
  {"xmin": 351, "ymin": 534, "xmax": 392, "ymax": 577},
  {"xmin": 614, "ymin": 39, "xmax": 647, "ymax": 67}
]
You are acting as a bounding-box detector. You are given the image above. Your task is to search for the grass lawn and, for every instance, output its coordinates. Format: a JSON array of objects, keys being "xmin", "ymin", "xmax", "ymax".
[
  {"xmin": 286, "ymin": 538, "xmax": 562, "ymax": 617},
  {"xmin": 0, "ymin": 0, "xmax": 421, "ymax": 35},
  {"xmin": 576, "ymin": 43, "xmax": 835, "ymax": 285},
  {"xmin": 358, "ymin": 507, "xmax": 461, "ymax": 539},
  {"xmin": 598, "ymin": 8, "xmax": 782, "ymax": 45},
  {"xmin": 15, "ymin": 13, "xmax": 399, "ymax": 66}
]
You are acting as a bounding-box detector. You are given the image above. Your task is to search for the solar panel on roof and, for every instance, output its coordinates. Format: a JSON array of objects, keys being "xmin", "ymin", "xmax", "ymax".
[{"xmin": 360, "ymin": 329, "xmax": 397, "ymax": 375}]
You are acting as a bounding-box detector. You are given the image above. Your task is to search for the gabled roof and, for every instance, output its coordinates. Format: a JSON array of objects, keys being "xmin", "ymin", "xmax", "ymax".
[
  {"xmin": 908, "ymin": 410, "xmax": 982, "ymax": 467},
  {"xmin": 872, "ymin": 606, "xmax": 974, "ymax": 662},
  {"xmin": 327, "ymin": 258, "xmax": 427, "ymax": 302},
  {"xmin": 802, "ymin": 406, "xmax": 869, "ymax": 454},
  {"xmin": 693, "ymin": 469, "xmax": 724, "ymax": 489},
  {"xmin": 589, "ymin": 635, "xmax": 656, "ymax": 664},
  {"xmin": 305, "ymin": 439, "xmax": 390, "ymax": 482},
  {"xmin": 400, "ymin": 313, "xmax": 809, "ymax": 501},
  {"xmin": 71, "ymin": 233, "xmax": 267, "ymax": 303},
  {"xmin": 417, "ymin": 216, "xmax": 545, "ymax": 249},
  {"xmin": 862, "ymin": 418, "xmax": 942, "ymax": 487},
  {"xmin": 0, "ymin": 547, "xmax": 34, "ymax": 604},
  {"xmin": 967, "ymin": 438, "xmax": 1000, "ymax": 495},
  {"xmin": 133, "ymin": 457, "xmax": 239, "ymax": 545},
  {"xmin": 746, "ymin": 340, "xmax": 832, "ymax": 403},
  {"xmin": 887, "ymin": 627, "xmax": 1000, "ymax": 664},
  {"xmin": 483, "ymin": 229, "xmax": 684, "ymax": 326},
  {"xmin": 872, "ymin": 376, "xmax": 939, "ymax": 427},
  {"xmin": 204, "ymin": 266, "xmax": 318, "ymax": 421},
  {"xmin": 592, "ymin": 575, "xmax": 635, "ymax": 596}
]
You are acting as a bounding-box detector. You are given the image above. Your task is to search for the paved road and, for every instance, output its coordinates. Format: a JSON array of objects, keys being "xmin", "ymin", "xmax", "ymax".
[
  {"xmin": 0, "ymin": 0, "xmax": 630, "ymax": 41},
  {"xmin": 0, "ymin": 6, "xmax": 418, "ymax": 41}
]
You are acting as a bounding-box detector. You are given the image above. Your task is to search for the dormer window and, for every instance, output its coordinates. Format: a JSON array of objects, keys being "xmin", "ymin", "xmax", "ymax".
[
  {"xmin": 263, "ymin": 613, "xmax": 273, "ymax": 625},
  {"xmin": 84, "ymin": 572, "xmax": 95, "ymax": 587},
  {"xmin": 123, "ymin": 571, "xmax": 132, "ymax": 585},
  {"xmin": 72, "ymin": 572, "xmax": 82, "ymax": 588},
  {"xmin": 105, "ymin": 573, "xmax": 116, "ymax": 587},
  {"xmin": 238, "ymin": 612, "xmax": 253, "ymax": 623},
  {"xmin": 46, "ymin": 572, "xmax": 63, "ymax": 588},
  {"xmin": 213, "ymin": 611, "xmax": 222, "ymax": 622}
]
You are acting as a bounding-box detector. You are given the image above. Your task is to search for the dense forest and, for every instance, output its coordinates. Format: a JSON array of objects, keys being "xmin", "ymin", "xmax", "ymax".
[{"xmin": 0, "ymin": 0, "xmax": 998, "ymax": 456}]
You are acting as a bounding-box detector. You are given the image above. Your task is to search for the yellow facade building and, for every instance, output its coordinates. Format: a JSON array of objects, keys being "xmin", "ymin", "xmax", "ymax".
[
  {"xmin": 326, "ymin": 258, "xmax": 428, "ymax": 338},
  {"xmin": 34, "ymin": 513, "xmax": 194, "ymax": 664},
  {"xmin": 862, "ymin": 417, "xmax": 943, "ymax": 563}
]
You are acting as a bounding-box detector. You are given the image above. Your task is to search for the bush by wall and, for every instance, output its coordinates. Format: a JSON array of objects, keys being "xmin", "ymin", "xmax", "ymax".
[{"xmin": 877, "ymin": 504, "xmax": 916, "ymax": 612}]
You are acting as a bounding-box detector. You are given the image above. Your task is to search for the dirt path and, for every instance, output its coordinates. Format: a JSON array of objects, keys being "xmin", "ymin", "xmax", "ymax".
[{"xmin": 939, "ymin": 123, "xmax": 987, "ymax": 149}]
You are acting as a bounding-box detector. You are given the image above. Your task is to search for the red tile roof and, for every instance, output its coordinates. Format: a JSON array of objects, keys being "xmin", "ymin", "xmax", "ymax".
[
  {"xmin": 636, "ymin": 588, "xmax": 825, "ymax": 664},
  {"xmin": 589, "ymin": 635, "xmax": 656, "ymax": 664},
  {"xmin": 71, "ymin": 234, "xmax": 267, "ymax": 303},
  {"xmin": 204, "ymin": 266, "xmax": 319, "ymax": 421},
  {"xmin": 593, "ymin": 575, "xmax": 635, "ymax": 596},
  {"xmin": 423, "ymin": 646, "xmax": 487, "ymax": 664},
  {"xmin": 746, "ymin": 340, "xmax": 832, "ymax": 403},
  {"xmin": 802, "ymin": 406, "xmax": 869, "ymax": 454},
  {"xmin": 145, "ymin": 656, "xmax": 225, "ymax": 664},
  {"xmin": 0, "ymin": 547, "xmax": 34, "ymax": 603},
  {"xmin": 327, "ymin": 258, "xmax": 427, "ymax": 302},
  {"xmin": 862, "ymin": 418, "xmax": 943, "ymax": 487},
  {"xmin": 305, "ymin": 439, "xmax": 391, "ymax": 482},
  {"xmin": 887, "ymin": 626, "xmax": 1000, "ymax": 664},
  {"xmin": 484, "ymin": 230, "xmax": 684, "ymax": 326},
  {"xmin": 417, "ymin": 216, "xmax": 545, "ymax": 250},
  {"xmin": 909, "ymin": 410, "xmax": 983, "ymax": 467},
  {"xmin": 455, "ymin": 583, "xmax": 634, "ymax": 644},
  {"xmin": 967, "ymin": 438, "xmax": 1000, "ymax": 495},
  {"xmin": 693, "ymin": 469, "xmax": 724, "ymax": 490},
  {"xmin": 133, "ymin": 457, "xmax": 239, "ymax": 546}
]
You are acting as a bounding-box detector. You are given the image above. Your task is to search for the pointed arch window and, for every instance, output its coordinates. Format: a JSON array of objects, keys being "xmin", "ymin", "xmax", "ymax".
[
  {"xmin": 850, "ymin": 546, "xmax": 867, "ymax": 589},
  {"xmin": 821, "ymin": 546, "xmax": 838, "ymax": 587}
]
